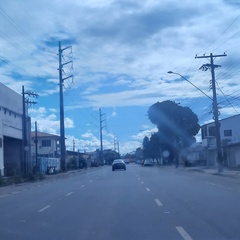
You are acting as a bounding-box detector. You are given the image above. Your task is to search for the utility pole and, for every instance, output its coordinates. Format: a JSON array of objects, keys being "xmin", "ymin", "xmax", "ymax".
[
  {"xmin": 113, "ymin": 134, "xmax": 117, "ymax": 152},
  {"xmin": 117, "ymin": 140, "xmax": 120, "ymax": 155},
  {"xmin": 73, "ymin": 138, "xmax": 75, "ymax": 152},
  {"xmin": 58, "ymin": 41, "xmax": 73, "ymax": 171},
  {"xmin": 99, "ymin": 108, "xmax": 106, "ymax": 165},
  {"xmin": 22, "ymin": 86, "xmax": 38, "ymax": 174},
  {"xmin": 34, "ymin": 121, "xmax": 38, "ymax": 171},
  {"xmin": 195, "ymin": 53, "xmax": 227, "ymax": 172}
]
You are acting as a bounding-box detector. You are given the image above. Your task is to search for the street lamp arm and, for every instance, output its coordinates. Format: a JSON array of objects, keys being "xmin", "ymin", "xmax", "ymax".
[{"xmin": 167, "ymin": 71, "xmax": 212, "ymax": 100}]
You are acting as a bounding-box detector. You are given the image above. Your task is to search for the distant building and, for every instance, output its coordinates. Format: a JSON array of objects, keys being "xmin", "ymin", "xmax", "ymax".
[
  {"xmin": 201, "ymin": 114, "xmax": 240, "ymax": 167},
  {"xmin": 0, "ymin": 83, "xmax": 31, "ymax": 176},
  {"xmin": 31, "ymin": 131, "xmax": 61, "ymax": 160}
]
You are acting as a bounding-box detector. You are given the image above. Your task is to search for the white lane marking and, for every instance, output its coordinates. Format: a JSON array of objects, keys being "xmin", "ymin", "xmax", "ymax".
[
  {"xmin": 38, "ymin": 205, "xmax": 51, "ymax": 213},
  {"xmin": 138, "ymin": 178, "xmax": 141, "ymax": 180},
  {"xmin": 81, "ymin": 185, "xmax": 85, "ymax": 188},
  {"xmin": 141, "ymin": 181, "xmax": 144, "ymax": 184},
  {"xmin": 89, "ymin": 180, "xmax": 93, "ymax": 183},
  {"xmin": 154, "ymin": 199, "xmax": 163, "ymax": 206},
  {"xmin": 206, "ymin": 181, "xmax": 216, "ymax": 186},
  {"xmin": 12, "ymin": 191, "xmax": 20, "ymax": 195},
  {"xmin": 0, "ymin": 194, "xmax": 9, "ymax": 198},
  {"xmin": 66, "ymin": 192, "xmax": 73, "ymax": 196},
  {"xmin": 146, "ymin": 187, "xmax": 150, "ymax": 191},
  {"xmin": 176, "ymin": 226, "xmax": 193, "ymax": 240}
]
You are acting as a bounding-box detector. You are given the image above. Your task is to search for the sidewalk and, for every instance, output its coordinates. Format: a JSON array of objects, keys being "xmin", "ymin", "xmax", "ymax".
[{"xmin": 185, "ymin": 166, "xmax": 240, "ymax": 179}]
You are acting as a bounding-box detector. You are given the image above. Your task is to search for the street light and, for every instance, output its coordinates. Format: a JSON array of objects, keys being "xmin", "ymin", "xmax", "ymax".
[
  {"xmin": 167, "ymin": 71, "xmax": 212, "ymax": 100},
  {"xmin": 168, "ymin": 70, "xmax": 223, "ymax": 172}
]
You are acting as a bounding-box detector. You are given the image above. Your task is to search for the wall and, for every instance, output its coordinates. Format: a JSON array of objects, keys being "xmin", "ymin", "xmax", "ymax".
[
  {"xmin": 201, "ymin": 115, "xmax": 240, "ymax": 167},
  {"xmin": 0, "ymin": 83, "xmax": 23, "ymax": 176}
]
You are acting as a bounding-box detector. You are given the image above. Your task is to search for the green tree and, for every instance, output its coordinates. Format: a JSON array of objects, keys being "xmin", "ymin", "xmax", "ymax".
[
  {"xmin": 142, "ymin": 136, "xmax": 150, "ymax": 159},
  {"xmin": 149, "ymin": 133, "xmax": 161, "ymax": 164},
  {"xmin": 148, "ymin": 100, "xmax": 200, "ymax": 164}
]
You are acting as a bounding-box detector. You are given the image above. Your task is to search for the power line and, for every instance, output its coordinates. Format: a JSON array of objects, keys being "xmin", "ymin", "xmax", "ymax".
[
  {"xmin": 197, "ymin": 13, "xmax": 240, "ymax": 54},
  {"xmin": 0, "ymin": 6, "xmax": 54, "ymax": 54},
  {"xmin": 216, "ymin": 81, "xmax": 240, "ymax": 114}
]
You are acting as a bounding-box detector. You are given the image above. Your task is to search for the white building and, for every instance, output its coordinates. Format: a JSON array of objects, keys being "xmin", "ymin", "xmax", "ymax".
[
  {"xmin": 0, "ymin": 83, "xmax": 30, "ymax": 176},
  {"xmin": 201, "ymin": 114, "xmax": 240, "ymax": 167},
  {"xmin": 31, "ymin": 131, "xmax": 61, "ymax": 160}
]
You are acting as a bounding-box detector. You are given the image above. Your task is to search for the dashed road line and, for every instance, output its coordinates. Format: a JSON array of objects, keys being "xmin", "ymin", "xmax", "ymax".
[
  {"xmin": 0, "ymin": 194, "xmax": 9, "ymax": 198},
  {"xmin": 146, "ymin": 187, "xmax": 150, "ymax": 192},
  {"xmin": 12, "ymin": 191, "xmax": 20, "ymax": 195},
  {"xmin": 141, "ymin": 181, "xmax": 144, "ymax": 184},
  {"xmin": 38, "ymin": 205, "xmax": 51, "ymax": 213},
  {"xmin": 154, "ymin": 198, "xmax": 163, "ymax": 207},
  {"xmin": 66, "ymin": 192, "xmax": 73, "ymax": 196},
  {"xmin": 176, "ymin": 226, "xmax": 193, "ymax": 240},
  {"xmin": 89, "ymin": 180, "xmax": 93, "ymax": 183},
  {"xmin": 81, "ymin": 185, "xmax": 85, "ymax": 188},
  {"xmin": 206, "ymin": 181, "xmax": 216, "ymax": 186}
]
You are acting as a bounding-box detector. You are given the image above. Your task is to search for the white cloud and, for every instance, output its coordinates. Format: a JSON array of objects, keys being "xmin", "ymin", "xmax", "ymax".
[
  {"xmin": 1, "ymin": 0, "xmax": 240, "ymax": 154},
  {"xmin": 132, "ymin": 127, "xmax": 158, "ymax": 140}
]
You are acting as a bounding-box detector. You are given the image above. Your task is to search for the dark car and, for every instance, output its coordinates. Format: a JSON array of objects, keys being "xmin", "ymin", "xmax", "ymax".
[{"xmin": 112, "ymin": 159, "xmax": 126, "ymax": 171}]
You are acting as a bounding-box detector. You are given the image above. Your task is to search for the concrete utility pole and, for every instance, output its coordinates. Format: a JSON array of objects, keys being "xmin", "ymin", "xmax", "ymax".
[
  {"xmin": 73, "ymin": 138, "xmax": 75, "ymax": 152},
  {"xmin": 22, "ymin": 86, "xmax": 38, "ymax": 174},
  {"xmin": 195, "ymin": 53, "xmax": 227, "ymax": 172},
  {"xmin": 34, "ymin": 121, "xmax": 38, "ymax": 171},
  {"xmin": 58, "ymin": 41, "xmax": 73, "ymax": 171},
  {"xmin": 114, "ymin": 134, "xmax": 117, "ymax": 152},
  {"xmin": 117, "ymin": 140, "xmax": 120, "ymax": 155},
  {"xmin": 99, "ymin": 108, "xmax": 106, "ymax": 164}
]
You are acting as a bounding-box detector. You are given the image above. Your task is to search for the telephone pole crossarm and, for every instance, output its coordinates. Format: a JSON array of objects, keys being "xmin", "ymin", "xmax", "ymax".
[{"xmin": 195, "ymin": 53, "xmax": 227, "ymax": 59}]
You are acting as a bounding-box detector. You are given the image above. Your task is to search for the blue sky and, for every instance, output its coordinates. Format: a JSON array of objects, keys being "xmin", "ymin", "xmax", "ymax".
[{"xmin": 1, "ymin": 0, "xmax": 240, "ymax": 154}]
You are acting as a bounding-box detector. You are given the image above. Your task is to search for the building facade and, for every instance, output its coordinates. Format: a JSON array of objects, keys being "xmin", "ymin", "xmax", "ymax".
[
  {"xmin": 31, "ymin": 131, "xmax": 61, "ymax": 160},
  {"xmin": 201, "ymin": 114, "xmax": 240, "ymax": 167},
  {"xmin": 0, "ymin": 83, "xmax": 31, "ymax": 176}
]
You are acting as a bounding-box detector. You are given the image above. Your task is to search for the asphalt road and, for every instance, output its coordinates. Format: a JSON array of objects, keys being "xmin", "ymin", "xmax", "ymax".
[{"xmin": 1, "ymin": 164, "xmax": 240, "ymax": 240}]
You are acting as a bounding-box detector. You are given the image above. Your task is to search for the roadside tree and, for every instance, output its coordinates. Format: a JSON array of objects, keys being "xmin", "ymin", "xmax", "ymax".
[{"xmin": 148, "ymin": 100, "xmax": 200, "ymax": 165}]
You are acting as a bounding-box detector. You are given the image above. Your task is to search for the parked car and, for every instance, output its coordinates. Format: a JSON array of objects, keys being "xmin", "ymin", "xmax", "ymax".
[
  {"xmin": 135, "ymin": 159, "xmax": 142, "ymax": 164},
  {"xmin": 91, "ymin": 161, "xmax": 99, "ymax": 167},
  {"xmin": 143, "ymin": 159, "xmax": 153, "ymax": 166},
  {"xmin": 112, "ymin": 159, "xmax": 126, "ymax": 171},
  {"xmin": 124, "ymin": 159, "xmax": 130, "ymax": 164}
]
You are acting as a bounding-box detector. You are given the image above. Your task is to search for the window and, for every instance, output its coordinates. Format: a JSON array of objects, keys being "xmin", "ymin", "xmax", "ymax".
[
  {"xmin": 224, "ymin": 129, "xmax": 232, "ymax": 137},
  {"xmin": 208, "ymin": 126, "xmax": 216, "ymax": 136},
  {"xmin": 42, "ymin": 139, "xmax": 51, "ymax": 147}
]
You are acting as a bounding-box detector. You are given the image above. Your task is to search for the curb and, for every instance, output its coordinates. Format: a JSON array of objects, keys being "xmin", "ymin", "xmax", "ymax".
[{"xmin": 185, "ymin": 167, "xmax": 240, "ymax": 179}]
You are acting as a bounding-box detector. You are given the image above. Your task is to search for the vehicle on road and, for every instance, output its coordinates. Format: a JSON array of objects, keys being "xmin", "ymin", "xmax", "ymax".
[
  {"xmin": 135, "ymin": 159, "xmax": 142, "ymax": 164},
  {"xmin": 124, "ymin": 159, "xmax": 130, "ymax": 164},
  {"xmin": 142, "ymin": 159, "xmax": 153, "ymax": 166},
  {"xmin": 112, "ymin": 159, "xmax": 126, "ymax": 171}
]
